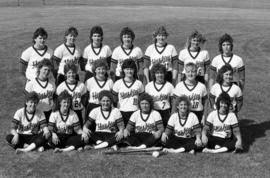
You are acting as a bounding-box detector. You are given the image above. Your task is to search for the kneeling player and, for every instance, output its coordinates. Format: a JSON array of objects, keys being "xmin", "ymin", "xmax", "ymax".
[
  {"xmin": 202, "ymin": 92, "xmax": 243, "ymax": 153},
  {"xmin": 6, "ymin": 92, "xmax": 50, "ymax": 153},
  {"xmin": 83, "ymin": 90, "xmax": 124, "ymax": 149},
  {"xmin": 48, "ymin": 91, "xmax": 85, "ymax": 152},
  {"xmin": 123, "ymin": 93, "xmax": 164, "ymax": 149},
  {"xmin": 161, "ymin": 95, "xmax": 202, "ymax": 153}
]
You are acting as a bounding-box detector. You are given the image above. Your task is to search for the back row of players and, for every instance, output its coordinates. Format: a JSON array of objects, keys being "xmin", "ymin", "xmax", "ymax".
[{"xmin": 7, "ymin": 26, "xmax": 244, "ymax": 154}]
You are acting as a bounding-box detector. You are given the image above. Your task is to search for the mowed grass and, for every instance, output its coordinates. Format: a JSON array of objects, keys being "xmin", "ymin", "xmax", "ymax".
[{"xmin": 1, "ymin": 1, "xmax": 270, "ymax": 177}]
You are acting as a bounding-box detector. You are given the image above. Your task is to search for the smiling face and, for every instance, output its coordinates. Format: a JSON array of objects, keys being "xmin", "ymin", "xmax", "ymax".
[
  {"xmin": 177, "ymin": 100, "xmax": 188, "ymax": 115},
  {"xmin": 223, "ymin": 70, "xmax": 233, "ymax": 85},
  {"xmin": 92, "ymin": 33, "xmax": 102, "ymax": 46},
  {"xmin": 100, "ymin": 96, "xmax": 112, "ymax": 111},
  {"xmin": 190, "ymin": 37, "xmax": 200, "ymax": 51},
  {"xmin": 65, "ymin": 33, "xmax": 76, "ymax": 46},
  {"xmin": 185, "ymin": 65, "xmax": 197, "ymax": 82},
  {"xmin": 122, "ymin": 34, "xmax": 133, "ymax": 48},
  {"xmin": 140, "ymin": 100, "xmax": 151, "ymax": 113},
  {"xmin": 156, "ymin": 34, "xmax": 167, "ymax": 46},
  {"xmin": 38, "ymin": 65, "xmax": 50, "ymax": 80},
  {"xmin": 25, "ymin": 100, "xmax": 38, "ymax": 114},
  {"xmin": 60, "ymin": 98, "xmax": 71, "ymax": 114},
  {"xmin": 155, "ymin": 70, "xmax": 165, "ymax": 84},
  {"xmin": 34, "ymin": 35, "xmax": 46, "ymax": 49},
  {"xmin": 219, "ymin": 100, "xmax": 229, "ymax": 115},
  {"xmin": 95, "ymin": 65, "xmax": 107, "ymax": 79},
  {"xmin": 123, "ymin": 68, "xmax": 135, "ymax": 79},
  {"xmin": 222, "ymin": 41, "xmax": 232, "ymax": 55},
  {"xmin": 66, "ymin": 69, "xmax": 77, "ymax": 84}
]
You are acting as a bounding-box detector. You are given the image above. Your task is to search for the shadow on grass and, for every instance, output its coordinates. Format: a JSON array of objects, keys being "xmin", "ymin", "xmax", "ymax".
[{"xmin": 240, "ymin": 119, "xmax": 270, "ymax": 152}]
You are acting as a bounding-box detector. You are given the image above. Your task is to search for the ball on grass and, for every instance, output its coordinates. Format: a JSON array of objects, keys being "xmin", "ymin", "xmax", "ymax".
[{"xmin": 152, "ymin": 151, "xmax": 160, "ymax": 158}]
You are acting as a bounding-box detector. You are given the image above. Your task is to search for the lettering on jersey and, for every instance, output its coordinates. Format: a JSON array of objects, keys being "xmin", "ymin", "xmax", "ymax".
[
  {"xmin": 57, "ymin": 124, "xmax": 73, "ymax": 134},
  {"xmin": 38, "ymin": 90, "xmax": 54, "ymax": 99},
  {"xmin": 120, "ymin": 89, "xmax": 139, "ymax": 99},
  {"xmin": 135, "ymin": 123, "xmax": 156, "ymax": 133},
  {"xmin": 88, "ymin": 57, "xmax": 106, "ymax": 65},
  {"xmin": 188, "ymin": 94, "xmax": 201, "ymax": 109},
  {"xmin": 213, "ymin": 124, "xmax": 232, "ymax": 138},
  {"xmin": 175, "ymin": 127, "xmax": 193, "ymax": 138},
  {"xmin": 31, "ymin": 61, "xmax": 39, "ymax": 67},
  {"xmin": 151, "ymin": 94, "xmax": 170, "ymax": 102},
  {"xmin": 151, "ymin": 56, "xmax": 171, "ymax": 69},
  {"xmin": 63, "ymin": 58, "xmax": 78, "ymax": 65},
  {"xmin": 97, "ymin": 121, "xmax": 117, "ymax": 132},
  {"xmin": 91, "ymin": 92, "xmax": 100, "ymax": 101},
  {"xmin": 18, "ymin": 123, "xmax": 40, "ymax": 134}
]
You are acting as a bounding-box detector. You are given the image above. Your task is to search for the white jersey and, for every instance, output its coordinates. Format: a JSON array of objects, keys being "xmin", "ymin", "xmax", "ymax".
[
  {"xmin": 48, "ymin": 110, "xmax": 80, "ymax": 134},
  {"xmin": 128, "ymin": 110, "xmax": 163, "ymax": 133},
  {"xmin": 174, "ymin": 81, "xmax": 207, "ymax": 111},
  {"xmin": 111, "ymin": 45, "xmax": 143, "ymax": 77},
  {"xmin": 206, "ymin": 110, "xmax": 239, "ymax": 139},
  {"xmin": 20, "ymin": 46, "xmax": 53, "ymax": 80},
  {"xmin": 53, "ymin": 43, "xmax": 82, "ymax": 75},
  {"xmin": 89, "ymin": 107, "xmax": 123, "ymax": 133},
  {"xmin": 85, "ymin": 77, "xmax": 114, "ymax": 104},
  {"xmin": 12, "ymin": 108, "xmax": 47, "ymax": 135},
  {"xmin": 178, "ymin": 48, "xmax": 210, "ymax": 76},
  {"xmin": 210, "ymin": 54, "xmax": 245, "ymax": 82},
  {"xmin": 25, "ymin": 78, "xmax": 55, "ymax": 112},
  {"xmin": 83, "ymin": 44, "xmax": 112, "ymax": 72},
  {"xmin": 112, "ymin": 79, "xmax": 144, "ymax": 112},
  {"xmin": 56, "ymin": 81, "xmax": 87, "ymax": 110},
  {"xmin": 145, "ymin": 81, "xmax": 174, "ymax": 110},
  {"xmin": 167, "ymin": 112, "xmax": 200, "ymax": 138},
  {"xmin": 144, "ymin": 43, "xmax": 178, "ymax": 71},
  {"xmin": 210, "ymin": 83, "xmax": 243, "ymax": 111}
]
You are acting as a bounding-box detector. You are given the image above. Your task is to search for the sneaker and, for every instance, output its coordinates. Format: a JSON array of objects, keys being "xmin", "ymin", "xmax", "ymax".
[
  {"xmin": 84, "ymin": 145, "xmax": 93, "ymax": 150},
  {"xmin": 38, "ymin": 146, "xmax": 44, "ymax": 152},
  {"xmin": 77, "ymin": 147, "xmax": 83, "ymax": 152},
  {"xmin": 54, "ymin": 148, "xmax": 62, "ymax": 153},
  {"xmin": 111, "ymin": 145, "xmax": 119, "ymax": 151}
]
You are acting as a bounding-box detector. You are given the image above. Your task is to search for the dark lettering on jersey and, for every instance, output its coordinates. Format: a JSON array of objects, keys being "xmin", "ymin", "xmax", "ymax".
[
  {"xmin": 88, "ymin": 57, "xmax": 106, "ymax": 65},
  {"xmin": 38, "ymin": 90, "xmax": 54, "ymax": 99},
  {"xmin": 64, "ymin": 58, "xmax": 78, "ymax": 64},
  {"xmin": 91, "ymin": 92, "xmax": 100, "ymax": 100},
  {"xmin": 151, "ymin": 94, "xmax": 170, "ymax": 102},
  {"xmin": 151, "ymin": 56, "xmax": 172, "ymax": 65},
  {"xmin": 97, "ymin": 121, "xmax": 117, "ymax": 132},
  {"xmin": 57, "ymin": 125, "xmax": 74, "ymax": 134},
  {"xmin": 175, "ymin": 127, "xmax": 193, "ymax": 138},
  {"xmin": 213, "ymin": 124, "xmax": 232, "ymax": 137},
  {"xmin": 188, "ymin": 94, "xmax": 200, "ymax": 101},
  {"xmin": 135, "ymin": 123, "xmax": 156, "ymax": 133},
  {"xmin": 31, "ymin": 61, "xmax": 40, "ymax": 67},
  {"xmin": 72, "ymin": 92, "xmax": 82, "ymax": 98},
  {"xmin": 120, "ymin": 89, "xmax": 139, "ymax": 99},
  {"xmin": 18, "ymin": 123, "xmax": 40, "ymax": 134}
]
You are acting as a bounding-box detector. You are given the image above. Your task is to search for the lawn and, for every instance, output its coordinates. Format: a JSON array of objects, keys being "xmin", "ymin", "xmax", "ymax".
[{"xmin": 0, "ymin": 1, "xmax": 270, "ymax": 177}]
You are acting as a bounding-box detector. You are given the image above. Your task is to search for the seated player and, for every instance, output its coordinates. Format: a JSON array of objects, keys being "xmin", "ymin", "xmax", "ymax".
[
  {"xmin": 161, "ymin": 95, "xmax": 202, "ymax": 153},
  {"xmin": 123, "ymin": 93, "xmax": 164, "ymax": 149},
  {"xmin": 202, "ymin": 92, "xmax": 243, "ymax": 153},
  {"xmin": 6, "ymin": 92, "xmax": 50, "ymax": 153},
  {"xmin": 82, "ymin": 90, "xmax": 124, "ymax": 149},
  {"xmin": 48, "ymin": 91, "xmax": 86, "ymax": 153}
]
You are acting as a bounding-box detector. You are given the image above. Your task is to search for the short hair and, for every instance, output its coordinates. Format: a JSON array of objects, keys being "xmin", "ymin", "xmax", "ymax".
[
  {"xmin": 98, "ymin": 90, "xmax": 113, "ymax": 103},
  {"xmin": 121, "ymin": 59, "xmax": 138, "ymax": 79},
  {"xmin": 120, "ymin": 27, "xmax": 135, "ymax": 43},
  {"xmin": 218, "ymin": 33, "xmax": 233, "ymax": 53},
  {"xmin": 186, "ymin": 30, "xmax": 206, "ymax": 48},
  {"xmin": 90, "ymin": 26, "xmax": 103, "ymax": 43},
  {"xmin": 92, "ymin": 59, "xmax": 108, "ymax": 75},
  {"xmin": 36, "ymin": 59, "xmax": 52, "ymax": 76},
  {"xmin": 64, "ymin": 63, "xmax": 78, "ymax": 75},
  {"xmin": 64, "ymin": 26, "xmax": 78, "ymax": 37},
  {"xmin": 184, "ymin": 62, "xmax": 197, "ymax": 71},
  {"xmin": 138, "ymin": 93, "xmax": 154, "ymax": 111},
  {"xmin": 216, "ymin": 92, "xmax": 231, "ymax": 113},
  {"xmin": 25, "ymin": 91, "xmax": 39, "ymax": 104},
  {"xmin": 153, "ymin": 26, "xmax": 168, "ymax": 38},
  {"xmin": 174, "ymin": 95, "xmax": 191, "ymax": 112},
  {"xmin": 150, "ymin": 63, "xmax": 166, "ymax": 81},
  {"xmin": 32, "ymin": 27, "xmax": 48, "ymax": 43},
  {"xmin": 216, "ymin": 64, "xmax": 233, "ymax": 85},
  {"xmin": 54, "ymin": 90, "xmax": 72, "ymax": 111}
]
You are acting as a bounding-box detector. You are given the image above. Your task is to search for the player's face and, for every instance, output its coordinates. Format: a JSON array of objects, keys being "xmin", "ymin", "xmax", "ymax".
[
  {"xmin": 155, "ymin": 70, "xmax": 165, "ymax": 84},
  {"xmin": 25, "ymin": 100, "xmax": 37, "ymax": 114},
  {"xmin": 66, "ymin": 69, "xmax": 76, "ymax": 84},
  {"xmin": 95, "ymin": 66, "xmax": 107, "ymax": 79},
  {"xmin": 65, "ymin": 34, "xmax": 76, "ymax": 46},
  {"xmin": 39, "ymin": 66, "xmax": 51, "ymax": 80},
  {"xmin": 223, "ymin": 70, "xmax": 233, "ymax": 85},
  {"xmin": 140, "ymin": 100, "xmax": 151, "ymax": 113},
  {"xmin": 190, "ymin": 37, "xmax": 200, "ymax": 51},
  {"xmin": 92, "ymin": 33, "xmax": 102, "ymax": 46},
  {"xmin": 156, "ymin": 34, "xmax": 167, "ymax": 46},
  {"xmin": 185, "ymin": 66, "xmax": 197, "ymax": 82},
  {"xmin": 122, "ymin": 34, "xmax": 133, "ymax": 47},
  {"xmin": 60, "ymin": 99, "xmax": 71, "ymax": 113},
  {"xmin": 34, "ymin": 35, "xmax": 46, "ymax": 48},
  {"xmin": 222, "ymin": 41, "xmax": 232, "ymax": 55},
  {"xmin": 219, "ymin": 100, "xmax": 229, "ymax": 114},
  {"xmin": 100, "ymin": 96, "xmax": 112, "ymax": 111},
  {"xmin": 177, "ymin": 100, "xmax": 188, "ymax": 114},
  {"xmin": 123, "ymin": 68, "xmax": 135, "ymax": 78}
]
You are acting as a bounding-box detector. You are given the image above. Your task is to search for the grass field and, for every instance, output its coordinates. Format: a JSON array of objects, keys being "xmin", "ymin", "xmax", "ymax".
[{"xmin": 1, "ymin": 1, "xmax": 270, "ymax": 177}]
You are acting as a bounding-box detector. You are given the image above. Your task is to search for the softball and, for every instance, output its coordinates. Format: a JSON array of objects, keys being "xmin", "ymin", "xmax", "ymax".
[{"xmin": 152, "ymin": 151, "xmax": 160, "ymax": 158}]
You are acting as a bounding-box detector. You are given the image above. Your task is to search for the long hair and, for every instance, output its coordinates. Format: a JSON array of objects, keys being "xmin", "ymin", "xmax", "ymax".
[
  {"xmin": 218, "ymin": 33, "xmax": 233, "ymax": 53},
  {"xmin": 216, "ymin": 64, "xmax": 233, "ymax": 85},
  {"xmin": 53, "ymin": 90, "xmax": 72, "ymax": 112},
  {"xmin": 36, "ymin": 59, "xmax": 53, "ymax": 77},
  {"xmin": 174, "ymin": 95, "xmax": 191, "ymax": 113},
  {"xmin": 152, "ymin": 26, "xmax": 168, "ymax": 43},
  {"xmin": 138, "ymin": 93, "xmax": 154, "ymax": 111},
  {"xmin": 216, "ymin": 92, "xmax": 231, "ymax": 114},
  {"xmin": 120, "ymin": 27, "xmax": 135, "ymax": 43},
  {"xmin": 64, "ymin": 26, "xmax": 78, "ymax": 42},
  {"xmin": 185, "ymin": 30, "xmax": 206, "ymax": 49}
]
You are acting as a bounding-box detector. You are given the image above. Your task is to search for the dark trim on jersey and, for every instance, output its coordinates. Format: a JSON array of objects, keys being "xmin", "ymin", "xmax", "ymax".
[
  {"xmin": 238, "ymin": 66, "xmax": 245, "ymax": 71},
  {"xmin": 140, "ymin": 111, "xmax": 150, "ymax": 122},
  {"xmin": 35, "ymin": 78, "xmax": 49, "ymax": 89},
  {"xmin": 59, "ymin": 110, "xmax": 70, "ymax": 123},
  {"xmin": 171, "ymin": 55, "xmax": 178, "ymax": 62},
  {"xmin": 205, "ymin": 121, "xmax": 212, "ymax": 127},
  {"xmin": 100, "ymin": 107, "xmax": 112, "ymax": 120},
  {"xmin": 231, "ymin": 123, "xmax": 239, "ymax": 129},
  {"xmin": 205, "ymin": 60, "xmax": 211, "ymax": 66},
  {"xmin": 192, "ymin": 123, "xmax": 201, "ymax": 130},
  {"xmin": 183, "ymin": 81, "xmax": 198, "ymax": 92},
  {"xmin": 178, "ymin": 60, "xmax": 184, "ymax": 65},
  {"xmin": 91, "ymin": 43, "xmax": 103, "ymax": 56},
  {"xmin": 209, "ymin": 65, "xmax": 217, "ymax": 71},
  {"xmin": 94, "ymin": 76, "xmax": 107, "ymax": 88},
  {"xmin": 24, "ymin": 108, "xmax": 35, "ymax": 122},
  {"xmin": 111, "ymin": 58, "xmax": 118, "ymax": 64},
  {"xmin": 121, "ymin": 45, "xmax": 134, "ymax": 56},
  {"xmin": 111, "ymin": 90, "xmax": 118, "ymax": 96},
  {"xmin": 218, "ymin": 111, "xmax": 228, "ymax": 123},
  {"xmin": 236, "ymin": 95, "xmax": 243, "ymax": 101},
  {"xmin": 52, "ymin": 55, "xmax": 61, "ymax": 62},
  {"xmin": 144, "ymin": 55, "xmax": 151, "ymax": 61},
  {"xmin": 220, "ymin": 84, "xmax": 232, "ymax": 93},
  {"xmin": 154, "ymin": 43, "xmax": 167, "ymax": 55},
  {"xmin": 154, "ymin": 81, "xmax": 166, "ymax": 92},
  {"xmin": 65, "ymin": 81, "xmax": 78, "ymax": 92},
  {"xmin": 137, "ymin": 57, "xmax": 143, "ymax": 63},
  {"xmin": 12, "ymin": 118, "xmax": 20, "ymax": 126},
  {"xmin": 39, "ymin": 119, "xmax": 47, "ymax": 128},
  {"xmin": 188, "ymin": 47, "xmax": 201, "ymax": 59},
  {"xmin": 32, "ymin": 45, "xmax": 48, "ymax": 57},
  {"xmin": 123, "ymin": 79, "xmax": 135, "ymax": 89},
  {"xmin": 20, "ymin": 58, "xmax": 28, "ymax": 65},
  {"xmin": 64, "ymin": 43, "xmax": 76, "ymax": 55},
  {"xmin": 178, "ymin": 111, "xmax": 188, "ymax": 127},
  {"xmin": 221, "ymin": 54, "xmax": 233, "ymax": 65}
]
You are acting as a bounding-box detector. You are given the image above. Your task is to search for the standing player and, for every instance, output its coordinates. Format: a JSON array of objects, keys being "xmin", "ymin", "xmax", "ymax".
[
  {"xmin": 82, "ymin": 26, "xmax": 112, "ymax": 82},
  {"xmin": 112, "ymin": 59, "xmax": 144, "ymax": 126},
  {"xmin": 145, "ymin": 64, "xmax": 174, "ymax": 127},
  {"xmin": 209, "ymin": 33, "xmax": 245, "ymax": 90},
  {"xmin": 202, "ymin": 92, "xmax": 243, "ymax": 153},
  {"xmin": 110, "ymin": 27, "xmax": 144, "ymax": 82},
  {"xmin": 178, "ymin": 30, "xmax": 210, "ymax": 84},
  {"xmin": 161, "ymin": 95, "xmax": 202, "ymax": 153},
  {"xmin": 143, "ymin": 26, "xmax": 178, "ymax": 85},
  {"xmin": 173, "ymin": 63, "xmax": 207, "ymax": 123},
  {"xmin": 52, "ymin": 27, "xmax": 82, "ymax": 86},
  {"xmin": 82, "ymin": 90, "xmax": 124, "ymax": 149},
  {"xmin": 25, "ymin": 59, "xmax": 56, "ymax": 121},
  {"xmin": 56, "ymin": 63, "xmax": 87, "ymax": 127},
  {"xmin": 6, "ymin": 92, "xmax": 50, "ymax": 153},
  {"xmin": 19, "ymin": 27, "xmax": 53, "ymax": 82},
  {"xmin": 123, "ymin": 93, "xmax": 164, "ymax": 149}
]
